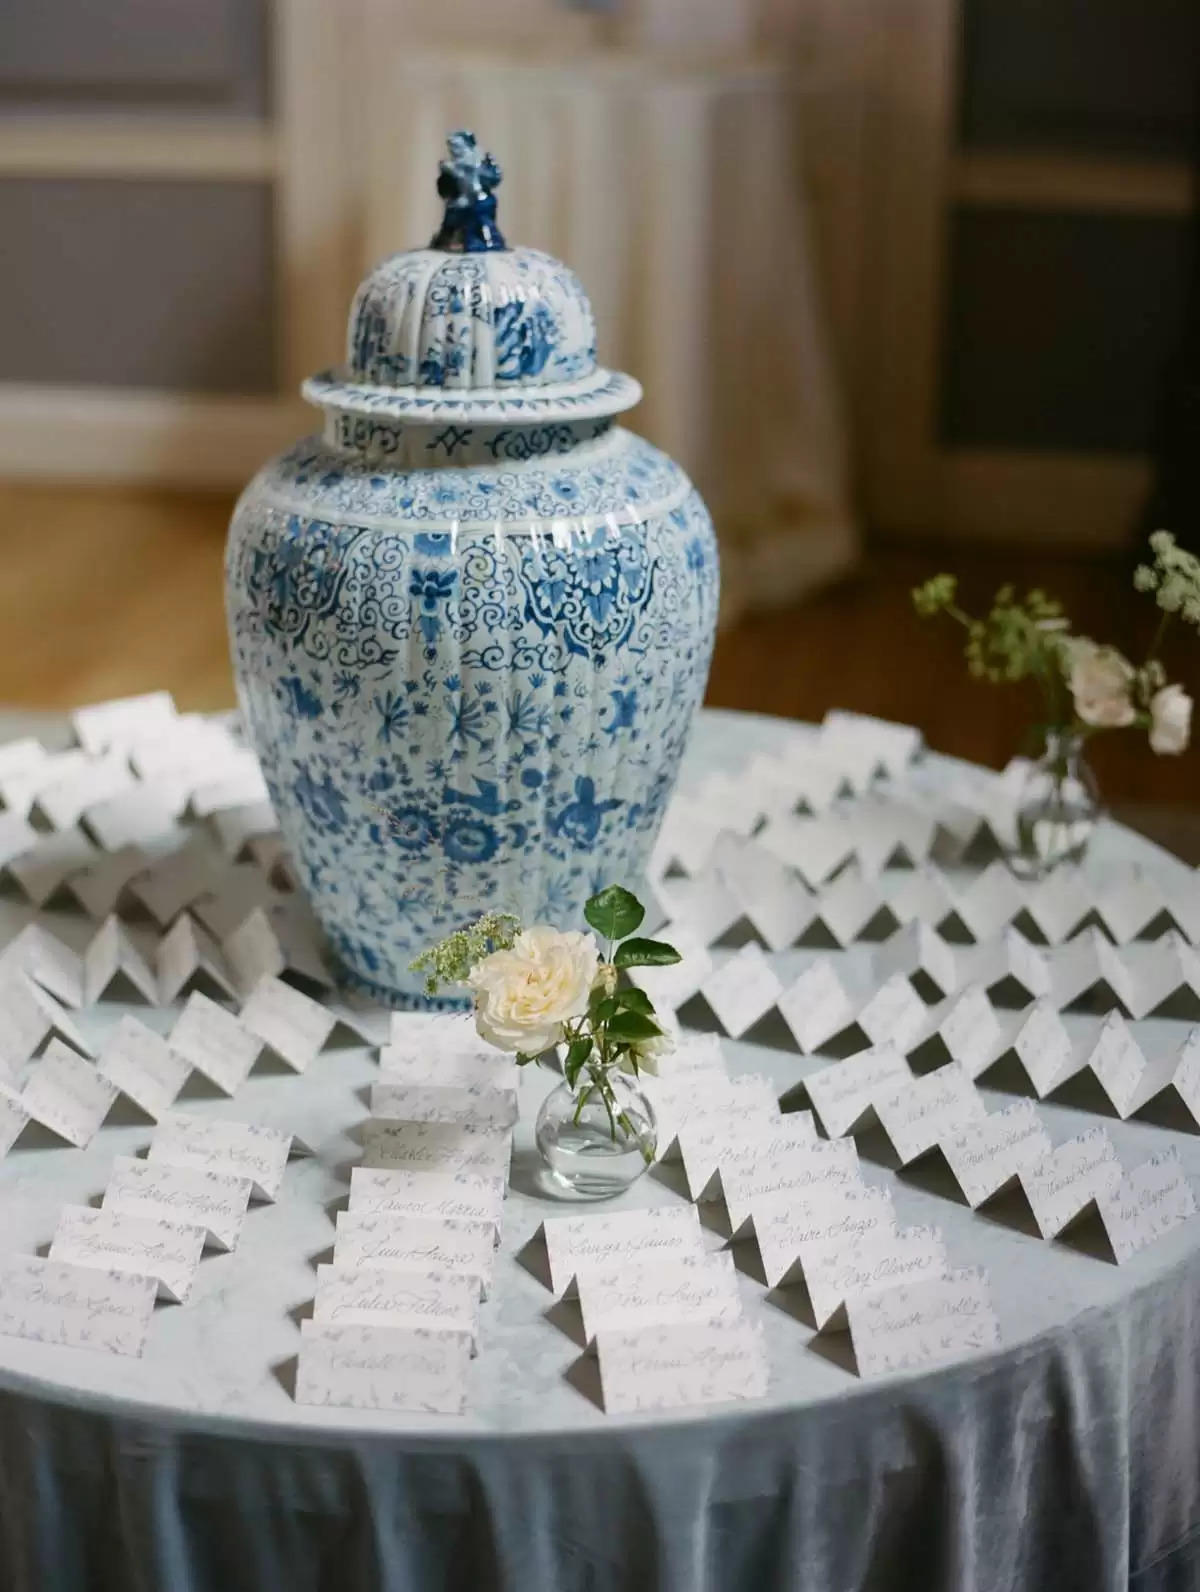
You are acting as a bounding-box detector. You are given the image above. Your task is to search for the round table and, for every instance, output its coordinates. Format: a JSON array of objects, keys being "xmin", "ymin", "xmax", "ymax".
[{"xmin": 1, "ymin": 707, "xmax": 1198, "ymax": 1592}]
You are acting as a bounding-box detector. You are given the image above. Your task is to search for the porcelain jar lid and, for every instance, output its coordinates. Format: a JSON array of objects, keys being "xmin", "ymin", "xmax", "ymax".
[{"xmin": 302, "ymin": 130, "xmax": 642, "ymax": 428}]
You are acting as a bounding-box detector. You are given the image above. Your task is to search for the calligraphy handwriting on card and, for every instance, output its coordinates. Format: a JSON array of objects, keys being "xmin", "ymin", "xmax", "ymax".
[
  {"xmin": 1086, "ymin": 1011, "xmax": 1175, "ymax": 1119},
  {"xmin": 96, "ymin": 1015, "xmax": 190, "ymax": 1121},
  {"xmin": 872, "ymin": 1067, "xmax": 984, "ymax": 1167},
  {"xmin": 575, "ymin": 1249, "xmax": 743, "ymax": 1345},
  {"xmin": 22, "ymin": 1039, "xmax": 118, "ymax": 1146},
  {"xmin": 156, "ymin": 913, "xmax": 235, "ymax": 1005},
  {"xmin": 238, "ymin": 975, "xmax": 335, "ymax": 1073},
  {"xmin": 360, "ymin": 1119, "xmax": 512, "ymax": 1184},
  {"xmin": 49, "ymin": 1203, "xmax": 204, "ymax": 1304},
  {"xmin": 1020, "ymin": 1127, "xmax": 1122, "ymax": 1239},
  {"xmin": 347, "ymin": 1167, "xmax": 505, "ymax": 1236},
  {"xmin": 72, "ymin": 690, "xmax": 177, "ymax": 755},
  {"xmin": 1095, "ymin": 1150, "xmax": 1198, "ymax": 1263},
  {"xmin": 939, "ymin": 1099, "xmax": 1054, "ymax": 1208},
  {"xmin": 104, "ymin": 1155, "xmax": 252, "ymax": 1251},
  {"xmin": 294, "ymin": 1320, "xmax": 472, "ymax": 1415},
  {"xmin": 676, "ymin": 1110, "xmax": 813, "ymax": 1202},
  {"xmin": 313, "ymin": 1264, "xmax": 480, "ymax": 1343},
  {"xmin": 84, "ymin": 784, "xmax": 183, "ymax": 853},
  {"xmin": 369, "ymin": 1080, "xmax": 518, "ymax": 1132},
  {"xmin": 334, "ymin": 1211, "xmax": 494, "ymax": 1295},
  {"xmin": 803, "ymin": 1223, "xmax": 948, "ymax": 1331},
  {"xmin": 720, "ymin": 1138, "xmax": 861, "ymax": 1238},
  {"xmin": 778, "ymin": 960, "xmax": 854, "ymax": 1053},
  {"xmin": 804, "ymin": 1046, "xmax": 912, "ymax": 1138},
  {"xmin": 857, "ymin": 975, "xmax": 930, "ymax": 1053},
  {"xmin": 647, "ymin": 1071, "xmax": 780, "ymax": 1152},
  {"xmin": 379, "ymin": 1043, "xmax": 517, "ymax": 1092},
  {"xmin": 168, "ymin": 993, "xmax": 261, "ymax": 1096},
  {"xmin": 751, "ymin": 1182, "xmax": 896, "ymax": 1289},
  {"xmin": 148, "ymin": 1113, "xmax": 293, "ymax": 1202},
  {"xmin": 847, "ymin": 1267, "xmax": 1000, "ymax": 1378},
  {"xmin": 689, "ymin": 1117, "xmax": 819, "ymax": 1205},
  {"xmin": 938, "ymin": 985, "xmax": 1002, "ymax": 1078},
  {"xmin": 541, "ymin": 1204, "xmax": 703, "ymax": 1296},
  {"xmin": 595, "ymin": 1318, "xmax": 768, "ymax": 1415},
  {"xmin": 0, "ymin": 1252, "xmax": 157, "ymax": 1358}
]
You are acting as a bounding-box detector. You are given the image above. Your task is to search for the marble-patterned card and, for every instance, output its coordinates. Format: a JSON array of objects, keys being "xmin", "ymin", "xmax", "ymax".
[
  {"xmin": 313, "ymin": 1263, "xmax": 480, "ymax": 1345},
  {"xmin": 804, "ymin": 1045, "xmax": 912, "ymax": 1138},
  {"xmin": 595, "ymin": 1318, "xmax": 768, "ymax": 1415},
  {"xmin": 22, "ymin": 1038, "xmax": 118, "ymax": 1146},
  {"xmin": 96, "ymin": 1015, "xmax": 190, "ymax": 1121},
  {"xmin": 359, "ymin": 1119, "xmax": 513, "ymax": 1184},
  {"xmin": 347, "ymin": 1166, "xmax": 505, "ymax": 1236},
  {"xmin": 1095, "ymin": 1150, "xmax": 1198, "ymax": 1263},
  {"xmin": 369, "ymin": 1080, "xmax": 518, "ymax": 1132},
  {"xmin": 1011, "ymin": 1001, "xmax": 1085, "ymax": 1098},
  {"xmin": 294, "ymin": 1320, "xmax": 472, "ymax": 1415},
  {"xmin": 221, "ymin": 907, "xmax": 286, "ymax": 995},
  {"xmin": 750, "ymin": 1180, "xmax": 896, "ymax": 1289},
  {"xmin": 333, "ymin": 1211, "xmax": 494, "ymax": 1295},
  {"xmin": 1019, "ymin": 1127, "xmax": 1123, "ymax": 1239},
  {"xmin": 874, "ymin": 920, "xmax": 959, "ymax": 1001},
  {"xmin": 541, "ymin": 1204, "xmax": 703, "ymax": 1296},
  {"xmin": 847, "ymin": 1266, "xmax": 1000, "ymax": 1378},
  {"xmin": 168, "ymin": 992, "xmax": 261, "ymax": 1096},
  {"xmin": 574, "ymin": 1248, "xmax": 743, "ymax": 1345},
  {"xmin": 238, "ymin": 974, "xmax": 335, "ymax": 1073},
  {"xmin": 148, "ymin": 1113, "xmax": 294, "ymax": 1202},
  {"xmin": 49, "ymin": 1203, "xmax": 205, "ymax": 1304},
  {"xmin": 0, "ymin": 1251, "xmax": 157, "ymax": 1358},
  {"xmin": 104, "ymin": 1154, "xmax": 253, "ymax": 1251},
  {"xmin": 379, "ymin": 1042, "xmax": 518, "ymax": 1093},
  {"xmin": 938, "ymin": 1099, "xmax": 1054, "ymax": 1209}
]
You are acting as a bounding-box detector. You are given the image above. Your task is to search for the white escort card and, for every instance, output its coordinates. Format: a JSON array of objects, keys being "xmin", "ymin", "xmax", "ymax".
[
  {"xmin": 0, "ymin": 736, "xmax": 50, "ymax": 780},
  {"xmin": 1133, "ymin": 932, "xmax": 1200, "ymax": 1020},
  {"xmin": 1019, "ymin": 1127, "xmax": 1122, "ymax": 1239},
  {"xmin": 360, "ymin": 1119, "xmax": 512, "ymax": 1184},
  {"xmin": 698, "ymin": 942, "xmax": 784, "ymax": 1037},
  {"xmin": 875, "ymin": 920, "xmax": 960, "ymax": 1001},
  {"xmin": 647, "ymin": 1070, "xmax": 781, "ymax": 1154},
  {"xmin": 856, "ymin": 974, "xmax": 930, "ymax": 1054},
  {"xmin": 1170, "ymin": 1030, "xmax": 1200, "ymax": 1127},
  {"xmin": 629, "ymin": 924, "xmax": 713, "ymax": 1012},
  {"xmin": 541, "ymin": 1204, "xmax": 703, "ymax": 1296},
  {"xmin": 369, "ymin": 1080, "xmax": 518, "ymax": 1132},
  {"xmin": 802, "ymin": 867, "xmax": 888, "ymax": 946},
  {"xmin": 313, "ymin": 1263, "xmax": 480, "ymax": 1345},
  {"xmin": 50, "ymin": 1204, "xmax": 205, "ymax": 1304},
  {"xmin": 802, "ymin": 1222, "xmax": 949, "ymax": 1331},
  {"xmin": 1022, "ymin": 873, "xmax": 1091, "ymax": 945},
  {"xmin": 1011, "ymin": 1001, "xmax": 1084, "ymax": 1097},
  {"xmin": 210, "ymin": 798, "xmax": 277, "ymax": 859},
  {"xmin": 937, "ymin": 985, "xmax": 1003, "ymax": 1078},
  {"xmin": 650, "ymin": 1030, "xmax": 727, "ymax": 1079},
  {"xmin": 238, "ymin": 974, "xmax": 335, "ymax": 1073},
  {"xmin": 0, "ymin": 1082, "xmax": 30, "ymax": 1156},
  {"xmin": 804, "ymin": 1045, "xmax": 913, "ymax": 1138},
  {"xmin": 295, "ymin": 1319, "xmax": 472, "ymax": 1415},
  {"xmin": 0, "ymin": 748, "xmax": 89, "ymax": 817},
  {"xmin": 0, "ymin": 811, "xmax": 39, "ymax": 875},
  {"xmin": 820, "ymin": 708, "xmax": 922, "ymax": 779},
  {"xmin": 574, "ymin": 1248, "xmax": 742, "ymax": 1345},
  {"xmin": 846, "ymin": 1267, "xmax": 1000, "ymax": 1378},
  {"xmin": 10, "ymin": 830, "xmax": 99, "ymax": 910},
  {"xmin": 37, "ymin": 754, "xmax": 135, "ymax": 831},
  {"xmin": 675, "ymin": 1109, "xmax": 813, "ymax": 1201},
  {"xmin": 777, "ymin": 959, "xmax": 855, "ymax": 1053},
  {"xmin": 68, "ymin": 844, "xmax": 150, "ymax": 918},
  {"xmin": 0, "ymin": 970, "xmax": 91, "ymax": 1076},
  {"xmin": 129, "ymin": 839, "xmax": 219, "ymax": 927},
  {"xmin": 974, "ymin": 928, "xmax": 1052, "ymax": 1004},
  {"xmin": 710, "ymin": 832, "xmax": 812, "ymax": 951},
  {"xmin": 334, "ymin": 1211, "xmax": 494, "ymax": 1294},
  {"xmin": 939, "ymin": 1099, "xmax": 1054, "ymax": 1208},
  {"xmin": 1094, "ymin": 1149, "xmax": 1198, "ymax": 1263},
  {"xmin": 751, "ymin": 1181, "xmax": 895, "ymax": 1289},
  {"xmin": 955, "ymin": 861, "xmax": 1026, "ymax": 942},
  {"xmin": 0, "ymin": 1252, "xmax": 157, "ymax": 1358},
  {"xmin": 1052, "ymin": 927, "xmax": 1138, "ymax": 1014},
  {"xmin": 83, "ymin": 783, "xmax": 184, "ymax": 852},
  {"xmin": 348, "ymin": 1166, "xmax": 505, "ymax": 1236},
  {"xmin": 148, "ymin": 1113, "xmax": 296, "ymax": 1201},
  {"xmin": 594, "ymin": 1317, "xmax": 768, "ymax": 1415},
  {"xmin": 168, "ymin": 992, "xmax": 261, "ymax": 1095},
  {"xmin": 759, "ymin": 815, "xmax": 857, "ymax": 890},
  {"xmin": 104, "ymin": 1154, "xmax": 253, "ymax": 1251},
  {"xmin": 872, "ymin": 1066, "xmax": 984, "ymax": 1167},
  {"xmin": 156, "ymin": 912, "xmax": 236, "ymax": 1004},
  {"xmin": 96, "ymin": 1016, "xmax": 190, "ymax": 1120},
  {"xmin": 83, "ymin": 914, "xmax": 159, "ymax": 1005},
  {"xmin": 1085, "ymin": 1011, "xmax": 1177, "ymax": 1119},
  {"xmin": 719, "ymin": 1137, "xmax": 861, "ymax": 1239},
  {"xmin": 0, "ymin": 923, "xmax": 85, "ymax": 1008},
  {"xmin": 72, "ymin": 690, "xmax": 177, "ymax": 754},
  {"xmin": 22, "ymin": 1039, "xmax": 118, "ymax": 1146},
  {"xmin": 221, "ymin": 907, "xmax": 286, "ymax": 994}
]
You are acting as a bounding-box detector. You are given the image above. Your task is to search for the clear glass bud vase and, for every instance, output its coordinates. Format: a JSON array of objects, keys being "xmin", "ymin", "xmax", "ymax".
[
  {"xmin": 1011, "ymin": 729, "xmax": 1102, "ymax": 881},
  {"xmin": 534, "ymin": 1063, "xmax": 657, "ymax": 1200}
]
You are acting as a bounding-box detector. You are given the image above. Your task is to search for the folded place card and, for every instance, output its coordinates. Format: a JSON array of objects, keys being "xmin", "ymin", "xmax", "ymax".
[
  {"xmin": 955, "ymin": 862, "xmax": 1026, "ymax": 942},
  {"xmin": 68, "ymin": 844, "xmax": 150, "ymax": 918},
  {"xmin": 369, "ymin": 1080, "xmax": 518, "ymax": 1132},
  {"xmin": 1094, "ymin": 1149, "xmax": 1197, "ymax": 1263},
  {"xmin": 710, "ymin": 832, "xmax": 813, "ymax": 952},
  {"xmin": 891, "ymin": 869, "xmax": 955, "ymax": 934},
  {"xmin": 294, "ymin": 1319, "xmax": 471, "ymax": 1414},
  {"xmin": 820, "ymin": 710, "xmax": 922, "ymax": 779},
  {"xmin": 190, "ymin": 759, "xmax": 271, "ymax": 819},
  {"xmin": 129, "ymin": 839, "xmax": 219, "ymax": 927},
  {"xmin": 1129, "ymin": 932, "xmax": 1200, "ymax": 1020},
  {"xmin": 37, "ymin": 754, "xmax": 135, "ymax": 831},
  {"xmin": 104, "ymin": 1154, "xmax": 252, "ymax": 1251},
  {"xmin": 937, "ymin": 985, "xmax": 1003, "ymax": 1078},
  {"xmin": 10, "ymin": 830, "xmax": 99, "ymax": 909},
  {"xmin": 938, "ymin": 1099, "xmax": 1054, "ymax": 1208},
  {"xmin": 1022, "ymin": 874, "xmax": 1091, "ymax": 945},
  {"xmin": 49, "ymin": 1203, "xmax": 205, "ymax": 1304},
  {"xmin": 0, "ymin": 923, "xmax": 85, "ymax": 1009},
  {"xmin": 574, "ymin": 1248, "xmax": 743, "ymax": 1345},
  {"xmin": 347, "ymin": 1166, "xmax": 505, "ymax": 1235},
  {"xmin": 96, "ymin": 1015, "xmax": 190, "ymax": 1120},
  {"xmin": 628, "ymin": 925, "xmax": 714, "ymax": 1012},
  {"xmin": 675, "ymin": 1109, "xmax": 813, "ymax": 1202},
  {"xmin": 777, "ymin": 959, "xmax": 855, "ymax": 1053},
  {"xmin": 759, "ymin": 815, "xmax": 857, "ymax": 890},
  {"xmin": 1170, "ymin": 1030, "xmax": 1200, "ymax": 1127},
  {"xmin": 647, "ymin": 1071, "xmax": 780, "ymax": 1154},
  {"xmin": 22, "ymin": 1039, "xmax": 118, "ymax": 1146},
  {"xmin": 974, "ymin": 928, "xmax": 1052, "ymax": 1005},
  {"xmin": 72, "ymin": 690, "xmax": 177, "ymax": 755},
  {"xmin": 221, "ymin": 907, "xmax": 287, "ymax": 995},
  {"xmin": 594, "ymin": 1317, "xmax": 768, "ymax": 1415},
  {"xmin": 1052, "ymin": 928, "xmax": 1138, "ymax": 1014},
  {"xmin": 238, "ymin": 974, "xmax": 335, "ymax": 1073},
  {"xmin": 148, "ymin": 1113, "xmax": 295, "ymax": 1201},
  {"xmin": 156, "ymin": 912, "xmax": 236, "ymax": 1005},
  {"xmin": 698, "ymin": 943, "xmax": 785, "ymax": 1038},
  {"xmin": 1085, "ymin": 1011, "xmax": 1177, "ymax": 1119},
  {"xmin": 1019, "ymin": 1127, "xmax": 1123, "ymax": 1239},
  {"xmin": 1011, "ymin": 1001, "xmax": 1085, "ymax": 1097},
  {"xmin": 359, "ymin": 1119, "xmax": 512, "ymax": 1184},
  {"xmin": 874, "ymin": 921, "xmax": 959, "ymax": 1001},
  {"xmin": 83, "ymin": 783, "xmax": 184, "ymax": 853},
  {"xmin": 0, "ymin": 1251, "xmax": 157, "ymax": 1358},
  {"xmin": 541, "ymin": 1204, "xmax": 703, "ymax": 1296},
  {"xmin": 209, "ymin": 799, "xmax": 278, "ymax": 859},
  {"xmin": 663, "ymin": 867, "xmax": 744, "ymax": 950},
  {"xmin": 846, "ymin": 1266, "xmax": 1000, "ymax": 1379},
  {"xmin": 333, "ymin": 1210, "xmax": 494, "ymax": 1295},
  {"xmin": 83, "ymin": 915, "xmax": 159, "ymax": 1005},
  {"xmin": 168, "ymin": 992, "xmax": 261, "ymax": 1096},
  {"xmin": 856, "ymin": 975, "xmax": 930, "ymax": 1054},
  {"xmin": 804, "ymin": 1045, "xmax": 913, "ymax": 1138},
  {"xmin": 802, "ymin": 1222, "xmax": 949, "ymax": 1332},
  {"xmin": 0, "ymin": 1082, "xmax": 30, "ymax": 1156},
  {"xmin": 751, "ymin": 1181, "xmax": 895, "ymax": 1289},
  {"xmin": 0, "ymin": 971, "xmax": 91, "ymax": 1077},
  {"xmin": 720, "ymin": 1137, "xmax": 861, "ymax": 1239},
  {"xmin": 0, "ymin": 811, "xmax": 39, "ymax": 874},
  {"xmin": 0, "ymin": 748, "xmax": 89, "ymax": 818},
  {"xmin": 650, "ymin": 1031, "xmax": 727, "ymax": 1079},
  {"xmin": 313, "ymin": 1263, "xmax": 480, "ymax": 1345},
  {"xmin": 0, "ymin": 737, "xmax": 50, "ymax": 780},
  {"xmin": 872, "ymin": 1066, "xmax": 984, "ymax": 1167},
  {"xmin": 1097, "ymin": 872, "xmax": 1166, "ymax": 945}
]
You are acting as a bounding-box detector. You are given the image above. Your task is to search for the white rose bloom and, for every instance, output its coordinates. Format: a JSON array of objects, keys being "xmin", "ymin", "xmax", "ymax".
[
  {"xmin": 1065, "ymin": 639, "xmax": 1135, "ymax": 728},
  {"xmin": 619, "ymin": 1028, "xmax": 674, "ymax": 1078},
  {"xmin": 467, "ymin": 925, "xmax": 599, "ymax": 1054},
  {"xmin": 1149, "ymin": 683, "xmax": 1192, "ymax": 755}
]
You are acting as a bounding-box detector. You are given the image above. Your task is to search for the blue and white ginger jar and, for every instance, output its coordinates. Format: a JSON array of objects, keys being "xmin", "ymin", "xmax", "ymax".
[{"xmin": 225, "ymin": 131, "xmax": 719, "ymax": 1005}]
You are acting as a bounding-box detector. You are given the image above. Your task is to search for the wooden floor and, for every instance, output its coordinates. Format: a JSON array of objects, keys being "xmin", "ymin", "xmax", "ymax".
[{"xmin": 2, "ymin": 482, "xmax": 1195, "ymax": 811}]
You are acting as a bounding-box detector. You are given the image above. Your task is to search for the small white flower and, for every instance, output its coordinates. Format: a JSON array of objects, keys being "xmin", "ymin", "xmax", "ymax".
[
  {"xmin": 467, "ymin": 924, "xmax": 599, "ymax": 1054},
  {"xmin": 1064, "ymin": 638, "xmax": 1135, "ymax": 728},
  {"xmin": 1149, "ymin": 683, "xmax": 1192, "ymax": 755},
  {"xmin": 620, "ymin": 1028, "xmax": 674, "ymax": 1078}
]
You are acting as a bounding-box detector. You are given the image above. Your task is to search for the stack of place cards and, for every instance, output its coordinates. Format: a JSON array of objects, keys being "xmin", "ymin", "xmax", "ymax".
[{"xmin": 0, "ymin": 1250, "xmax": 158, "ymax": 1358}]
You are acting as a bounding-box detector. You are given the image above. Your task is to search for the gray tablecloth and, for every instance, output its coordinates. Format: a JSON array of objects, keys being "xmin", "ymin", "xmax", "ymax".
[{"xmin": 1, "ymin": 708, "xmax": 1199, "ymax": 1592}]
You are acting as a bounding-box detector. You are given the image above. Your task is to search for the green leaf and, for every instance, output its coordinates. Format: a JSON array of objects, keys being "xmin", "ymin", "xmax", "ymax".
[
  {"xmin": 590, "ymin": 995, "xmax": 619, "ymax": 1025},
  {"xmin": 584, "ymin": 884, "xmax": 644, "ymax": 942},
  {"xmin": 614, "ymin": 937, "xmax": 681, "ymax": 969},
  {"xmin": 606, "ymin": 1010, "xmax": 661, "ymax": 1043},
  {"xmin": 616, "ymin": 987, "xmax": 655, "ymax": 1015},
  {"xmin": 564, "ymin": 1036, "xmax": 593, "ymax": 1089}
]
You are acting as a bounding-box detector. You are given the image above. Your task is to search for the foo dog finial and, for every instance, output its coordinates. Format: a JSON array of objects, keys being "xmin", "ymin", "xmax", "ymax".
[{"xmin": 431, "ymin": 129, "xmax": 506, "ymax": 253}]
